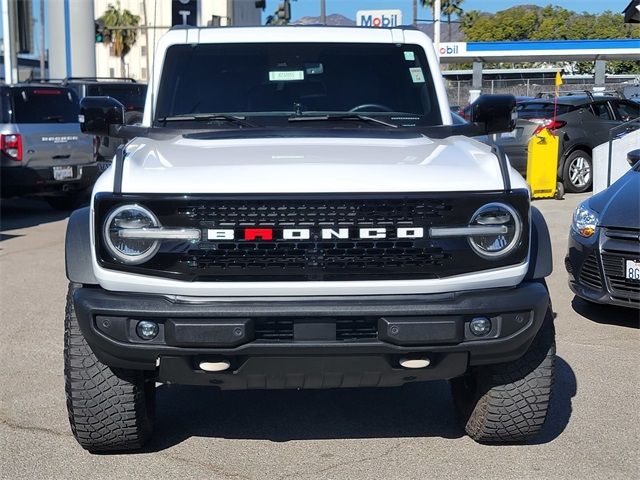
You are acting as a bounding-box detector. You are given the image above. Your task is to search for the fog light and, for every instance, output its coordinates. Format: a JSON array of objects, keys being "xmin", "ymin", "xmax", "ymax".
[
  {"xmin": 136, "ymin": 320, "xmax": 159, "ymax": 340},
  {"xmin": 470, "ymin": 317, "xmax": 492, "ymax": 336}
]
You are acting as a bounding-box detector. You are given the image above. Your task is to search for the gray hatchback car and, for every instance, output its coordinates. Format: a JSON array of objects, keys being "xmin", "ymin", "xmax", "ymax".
[
  {"xmin": 496, "ymin": 94, "xmax": 640, "ymax": 193},
  {"xmin": 0, "ymin": 84, "xmax": 99, "ymax": 209}
]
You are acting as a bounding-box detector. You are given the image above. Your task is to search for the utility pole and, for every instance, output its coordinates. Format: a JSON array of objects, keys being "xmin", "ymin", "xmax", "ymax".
[
  {"xmin": 434, "ymin": 0, "xmax": 441, "ymax": 57},
  {"xmin": 412, "ymin": 0, "xmax": 417, "ymax": 26},
  {"xmin": 320, "ymin": 0, "xmax": 326, "ymax": 25},
  {"xmin": 39, "ymin": 0, "xmax": 45, "ymax": 79},
  {"xmin": 2, "ymin": 0, "xmax": 18, "ymax": 83},
  {"xmin": 142, "ymin": 0, "xmax": 150, "ymax": 81}
]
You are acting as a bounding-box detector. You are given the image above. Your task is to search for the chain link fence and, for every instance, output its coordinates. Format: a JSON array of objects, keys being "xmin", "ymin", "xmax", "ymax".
[{"xmin": 446, "ymin": 78, "xmax": 638, "ymax": 107}]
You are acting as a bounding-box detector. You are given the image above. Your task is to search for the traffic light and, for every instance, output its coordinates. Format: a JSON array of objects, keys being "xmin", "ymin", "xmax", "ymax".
[{"xmin": 95, "ymin": 19, "xmax": 105, "ymax": 43}]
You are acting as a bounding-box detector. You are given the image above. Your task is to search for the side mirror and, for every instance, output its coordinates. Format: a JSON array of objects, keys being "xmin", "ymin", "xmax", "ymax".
[
  {"xmin": 79, "ymin": 96, "xmax": 124, "ymax": 136},
  {"xmin": 470, "ymin": 94, "xmax": 517, "ymax": 135},
  {"xmin": 627, "ymin": 149, "xmax": 640, "ymax": 167}
]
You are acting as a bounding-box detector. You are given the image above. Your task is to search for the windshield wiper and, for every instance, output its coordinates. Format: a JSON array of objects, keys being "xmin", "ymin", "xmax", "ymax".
[
  {"xmin": 156, "ymin": 114, "xmax": 258, "ymax": 128},
  {"xmin": 288, "ymin": 114, "xmax": 398, "ymax": 129}
]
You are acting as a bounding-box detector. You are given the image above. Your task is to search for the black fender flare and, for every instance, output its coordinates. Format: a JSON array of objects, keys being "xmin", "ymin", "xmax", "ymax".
[
  {"xmin": 65, "ymin": 207, "xmax": 98, "ymax": 285},
  {"xmin": 524, "ymin": 206, "xmax": 553, "ymax": 280}
]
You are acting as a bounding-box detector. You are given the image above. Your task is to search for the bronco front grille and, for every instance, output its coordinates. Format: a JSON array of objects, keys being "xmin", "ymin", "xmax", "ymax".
[{"xmin": 94, "ymin": 191, "xmax": 530, "ymax": 282}]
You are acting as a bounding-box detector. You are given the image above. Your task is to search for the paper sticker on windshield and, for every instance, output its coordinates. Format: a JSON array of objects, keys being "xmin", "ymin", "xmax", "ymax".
[
  {"xmin": 269, "ymin": 70, "xmax": 305, "ymax": 82},
  {"xmin": 409, "ymin": 67, "xmax": 425, "ymax": 83},
  {"xmin": 404, "ymin": 51, "xmax": 415, "ymax": 61}
]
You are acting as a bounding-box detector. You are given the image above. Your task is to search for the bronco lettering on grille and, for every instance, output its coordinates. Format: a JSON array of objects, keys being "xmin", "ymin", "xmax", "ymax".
[{"xmin": 207, "ymin": 227, "xmax": 425, "ymax": 241}]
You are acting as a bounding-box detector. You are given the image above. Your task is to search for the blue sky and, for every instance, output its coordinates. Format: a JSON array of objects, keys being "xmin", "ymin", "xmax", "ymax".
[{"xmin": 269, "ymin": 0, "xmax": 629, "ymax": 22}]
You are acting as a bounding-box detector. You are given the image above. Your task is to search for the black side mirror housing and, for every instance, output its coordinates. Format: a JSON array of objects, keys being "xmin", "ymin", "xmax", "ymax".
[
  {"xmin": 470, "ymin": 94, "xmax": 517, "ymax": 135},
  {"xmin": 79, "ymin": 96, "xmax": 125, "ymax": 136},
  {"xmin": 627, "ymin": 149, "xmax": 640, "ymax": 167}
]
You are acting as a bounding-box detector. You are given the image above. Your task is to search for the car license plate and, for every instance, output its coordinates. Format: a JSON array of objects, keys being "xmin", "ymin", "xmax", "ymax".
[
  {"xmin": 53, "ymin": 166, "xmax": 74, "ymax": 181},
  {"xmin": 625, "ymin": 260, "xmax": 640, "ymax": 281}
]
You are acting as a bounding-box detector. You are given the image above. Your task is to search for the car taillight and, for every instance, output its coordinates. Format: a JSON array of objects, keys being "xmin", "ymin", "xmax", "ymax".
[
  {"xmin": 0, "ymin": 133, "xmax": 23, "ymax": 161},
  {"xmin": 532, "ymin": 119, "xmax": 567, "ymax": 136}
]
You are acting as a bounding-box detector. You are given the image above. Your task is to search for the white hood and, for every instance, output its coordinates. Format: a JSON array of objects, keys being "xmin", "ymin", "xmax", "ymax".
[{"xmin": 95, "ymin": 134, "xmax": 525, "ymax": 195}]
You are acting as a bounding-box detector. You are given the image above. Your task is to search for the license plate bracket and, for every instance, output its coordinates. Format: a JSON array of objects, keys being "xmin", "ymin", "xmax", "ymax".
[{"xmin": 52, "ymin": 166, "xmax": 74, "ymax": 181}]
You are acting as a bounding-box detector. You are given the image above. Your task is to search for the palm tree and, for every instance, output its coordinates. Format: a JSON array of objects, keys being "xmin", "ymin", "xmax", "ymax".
[
  {"xmin": 421, "ymin": 0, "xmax": 465, "ymax": 41},
  {"xmin": 100, "ymin": 1, "xmax": 140, "ymax": 77},
  {"xmin": 443, "ymin": 0, "xmax": 464, "ymax": 41},
  {"xmin": 460, "ymin": 10, "xmax": 480, "ymax": 33}
]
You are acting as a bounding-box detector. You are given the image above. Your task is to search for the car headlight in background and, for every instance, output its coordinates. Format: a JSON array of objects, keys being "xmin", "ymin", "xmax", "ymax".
[
  {"xmin": 572, "ymin": 202, "xmax": 599, "ymax": 238},
  {"xmin": 430, "ymin": 202, "xmax": 523, "ymax": 259},
  {"xmin": 103, "ymin": 204, "xmax": 162, "ymax": 264}
]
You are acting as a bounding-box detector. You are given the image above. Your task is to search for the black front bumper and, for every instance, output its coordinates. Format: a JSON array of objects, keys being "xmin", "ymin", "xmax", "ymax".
[
  {"xmin": 566, "ymin": 229, "xmax": 639, "ymax": 309},
  {"xmin": 73, "ymin": 282, "xmax": 550, "ymax": 390},
  {"xmin": 0, "ymin": 163, "xmax": 103, "ymax": 197}
]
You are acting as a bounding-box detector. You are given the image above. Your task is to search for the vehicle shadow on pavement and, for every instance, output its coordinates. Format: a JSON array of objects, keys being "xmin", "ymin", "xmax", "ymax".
[
  {"xmin": 146, "ymin": 380, "xmax": 463, "ymax": 451},
  {"xmin": 142, "ymin": 358, "xmax": 576, "ymax": 452},
  {"xmin": 571, "ymin": 297, "xmax": 639, "ymax": 328},
  {"xmin": 533, "ymin": 356, "xmax": 576, "ymax": 445},
  {"xmin": 0, "ymin": 198, "xmax": 70, "ymax": 241}
]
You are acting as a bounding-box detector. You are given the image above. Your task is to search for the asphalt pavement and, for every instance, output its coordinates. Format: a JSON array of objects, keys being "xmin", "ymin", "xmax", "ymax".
[{"xmin": 0, "ymin": 194, "xmax": 638, "ymax": 480}]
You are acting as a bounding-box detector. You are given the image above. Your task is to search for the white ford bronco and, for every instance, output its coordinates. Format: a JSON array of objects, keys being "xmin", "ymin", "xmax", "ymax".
[{"xmin": 65, "ymin": 25, "xmax": 555, "ymax": 452}]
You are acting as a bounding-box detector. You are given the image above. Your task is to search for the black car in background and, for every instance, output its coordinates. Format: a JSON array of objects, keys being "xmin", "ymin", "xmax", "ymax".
[
  {"xmin": 497, "ymin": 94, "xmax": 640, "ymax": 193},
  {"xmin": 62, "ymin": 78, "xmax": 147, "ymax": 161},
  {"xmin": 566, "ymin": 150, "xmax": 640, "ymax": 309}
]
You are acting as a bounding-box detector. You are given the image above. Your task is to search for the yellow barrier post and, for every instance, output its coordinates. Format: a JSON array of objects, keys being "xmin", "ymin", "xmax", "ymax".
[{"xmin": 526, "ymin": 128, "xmax": 563, "ymax": 200}]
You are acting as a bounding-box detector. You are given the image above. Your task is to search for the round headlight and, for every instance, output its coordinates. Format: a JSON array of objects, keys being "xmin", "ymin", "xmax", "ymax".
[
  {"xmin": 468, "ymin": 203, "xmax": 522, "ymax": 258},
  {"xmin": 103, "ymin": 204, "xmax": 160, "ymax": 264}
]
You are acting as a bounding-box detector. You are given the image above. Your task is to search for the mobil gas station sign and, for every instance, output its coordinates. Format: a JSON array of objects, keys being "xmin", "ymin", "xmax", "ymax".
[{"xmin": 356, "ymin": 9, "xmax": 403, "ymax": 27}]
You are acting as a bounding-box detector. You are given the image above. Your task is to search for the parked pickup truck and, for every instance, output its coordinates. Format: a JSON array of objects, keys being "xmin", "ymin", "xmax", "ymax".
[{"xmin": 65, "ymin": 25, "xmax": 556, "ymax": 452}]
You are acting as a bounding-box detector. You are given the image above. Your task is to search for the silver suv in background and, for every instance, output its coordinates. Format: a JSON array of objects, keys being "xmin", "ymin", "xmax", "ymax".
[{"xmin": 1, "ymin": 84, "xmax": 98, "ymax": 210}]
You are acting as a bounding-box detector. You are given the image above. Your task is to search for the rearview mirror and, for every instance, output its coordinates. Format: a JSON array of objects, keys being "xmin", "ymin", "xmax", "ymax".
[
  {"xmin": 79, "ymin": 96, "xmax": 125, "ymax": 136},
  {"xmin": 470, "ymin": 94, "xmax": 517, "ymax": 135},
  {"xmin": 627, "ymin": 149, "xmax": 640, "ymax": 167}
]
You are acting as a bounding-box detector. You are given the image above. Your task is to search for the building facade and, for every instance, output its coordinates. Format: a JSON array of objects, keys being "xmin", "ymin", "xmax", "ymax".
[{"xmin": 94, "ymin": 0, "xmax": 262, "ymax": 81}]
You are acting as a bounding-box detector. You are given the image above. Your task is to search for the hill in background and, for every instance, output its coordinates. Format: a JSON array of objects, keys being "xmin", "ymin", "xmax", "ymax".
[{"xmin": 291, "ymin": 13, "xmax": 462, "ymax": 42}]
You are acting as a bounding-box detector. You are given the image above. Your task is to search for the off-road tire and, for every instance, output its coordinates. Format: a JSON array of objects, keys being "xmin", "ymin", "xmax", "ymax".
[
  {"xmin": 64, "ymin": 283, "xmax": 155, "ymax": 452},
  {"xmin": 450, "ymin": 308, "xmax": 555, "ymax": 443}
]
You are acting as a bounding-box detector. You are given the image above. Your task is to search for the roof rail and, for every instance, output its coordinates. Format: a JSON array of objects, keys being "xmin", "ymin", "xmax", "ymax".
[
  {"xmin": 534, "ymin": 89, "xmax": 621, "ymax": 100},
  {"xmin": 62, "ymin": 77, "xmax": 137, "ymax": 84}
]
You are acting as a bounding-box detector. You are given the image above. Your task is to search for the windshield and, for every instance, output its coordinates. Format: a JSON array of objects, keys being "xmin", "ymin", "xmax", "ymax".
[
  {"xmin": 86, "ymin": 84, "xmax": 147, "ymax": 112},
  {"xmin": 10, "ymin": 87, "xmax": 79, "ymax": 123},
  {"xmin": 154, "ymin": 42, "xmax": 442, "ymax": 127}
]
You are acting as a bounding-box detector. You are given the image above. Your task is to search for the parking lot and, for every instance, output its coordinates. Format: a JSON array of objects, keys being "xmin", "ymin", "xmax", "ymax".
[{"xmin": 0, "ymin": 193, "xmax": 637, "ymax": 480}]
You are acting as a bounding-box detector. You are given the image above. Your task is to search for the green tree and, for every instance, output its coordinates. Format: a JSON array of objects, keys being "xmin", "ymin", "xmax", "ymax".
[
  {"xmin": 100, "ymin": 1, "xmax": 140, "ymax": 77},
  {"xmin": 460, "ymin": 10, "xmax": 481, "ymax": 32},
  {"xmin": 530, "ymin": 6, "xmax": 572, "ymax": 40},
  {"xmin": 421, "ymin": 0, "xmax": 465, "ymax": 41},
  {"xmin": 457, "ymin": 5, "xmax": 640, "ymax": 73}
]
